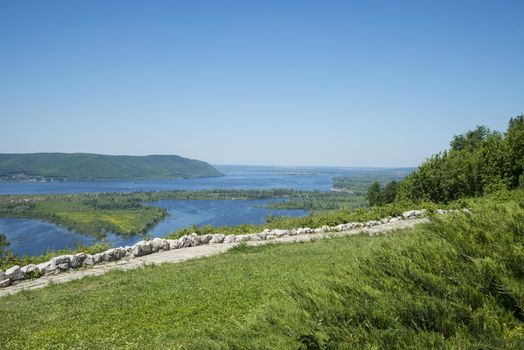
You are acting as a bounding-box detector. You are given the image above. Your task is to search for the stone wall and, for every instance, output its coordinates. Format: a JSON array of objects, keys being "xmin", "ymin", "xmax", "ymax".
[{"xmin": 0, "ymin": 208, "xmax": 463, "ymax": 288}]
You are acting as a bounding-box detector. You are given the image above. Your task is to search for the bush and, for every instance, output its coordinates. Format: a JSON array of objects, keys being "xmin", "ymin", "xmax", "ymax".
[{"xmin": 398, "ymin": 116, "xmax": 524, "ymax": 203}]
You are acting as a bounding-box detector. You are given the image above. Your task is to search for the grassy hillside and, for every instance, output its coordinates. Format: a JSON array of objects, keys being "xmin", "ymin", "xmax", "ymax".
[
  {"xmin": 0, "ymin": 153, "xmax": 223, "ymax": 180},
  {"xmin": 1, "ymin": 192, "xmax": 523, "ymax": 349}
]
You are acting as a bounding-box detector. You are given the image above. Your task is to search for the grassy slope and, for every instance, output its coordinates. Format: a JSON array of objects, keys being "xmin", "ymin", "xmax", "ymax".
[
  {"xmin": 1, "ymin": 194, "xmax": 524, "ymax": 349},
  {"xmin": 0, "ymin": 153, "xmax": 223, "ymax": 179},
  {"xmin": 0, "ymin": 196, "xmax": 166, "ymax": 237}
]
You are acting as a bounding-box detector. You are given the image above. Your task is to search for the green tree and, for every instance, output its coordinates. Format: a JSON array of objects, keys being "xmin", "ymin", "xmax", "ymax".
[
  {"xmin": 382, "ymin": 180, "xmax": 398, "ymax": 204},
  {"xmin": 399, "ymin": 116, "xmax": 524, "ymax": 203},
  {"xmin": 367, "ymin": 182, "xmax": 382, "ymax": 206},
  {"xmin": 450, "ymin": 125, "xmax": 494, "ymax": 151},
  {"xmin": 506, "ymin": 115, "xmax": 524, "ymax": 188}
]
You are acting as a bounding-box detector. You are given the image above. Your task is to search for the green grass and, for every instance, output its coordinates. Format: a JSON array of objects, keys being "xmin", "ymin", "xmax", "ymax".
[
  {"xmin": 1, "ymin": 193, "xmax": 524, "ymax": 349},
  {"xmin": 0, "ymin": 195, "xmax": 166, "ymax": 237},
  {"xmin": 0, "ymin": 242, "xmax": 111, "ymax": 271}
]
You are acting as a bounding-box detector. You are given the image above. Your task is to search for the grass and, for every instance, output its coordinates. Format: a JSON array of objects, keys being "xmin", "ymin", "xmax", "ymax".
[
  {"xmin": 0, "ymin": 242, "xmax": 111, "ymax": 271},
  {"xmin": 1, "ymin": 193, "xmax": 524, "ymax": 349},
  {"xmin": 0, "ymin": 195, "xmax": 166, "ymax": 237}
]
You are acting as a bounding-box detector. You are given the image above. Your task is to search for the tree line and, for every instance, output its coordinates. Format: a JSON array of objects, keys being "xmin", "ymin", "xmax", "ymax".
[{"xmin": 367, "ymin": 115, "xmax": 524, "ymax": 205}]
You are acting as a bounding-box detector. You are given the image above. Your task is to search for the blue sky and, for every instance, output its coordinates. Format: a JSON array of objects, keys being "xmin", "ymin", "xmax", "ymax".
[{"xmin": 0, "ymin": 0, "xmax": 522, "ymax": 167}]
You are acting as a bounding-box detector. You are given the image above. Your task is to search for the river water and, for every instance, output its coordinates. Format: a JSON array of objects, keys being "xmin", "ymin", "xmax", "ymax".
[{"xmin": 0, "ymin": 165, "xmax": 410, "ymax": 256}]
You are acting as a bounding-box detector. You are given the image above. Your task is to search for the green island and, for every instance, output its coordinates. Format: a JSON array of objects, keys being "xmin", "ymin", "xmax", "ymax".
[
  {"xmin": 0, "ymin": 181, "xmax": 398, "ymax": 241},
  {"xmin": 1, "ymin": 115, "xmax": 524, "ymax": 349},
  {"xmin": 330, "ymin": 168, "xmax": 413, "ymax": 194},
  {"xmin": 0, "ymin": 153, "xmax": 223, "ymax": 181}
]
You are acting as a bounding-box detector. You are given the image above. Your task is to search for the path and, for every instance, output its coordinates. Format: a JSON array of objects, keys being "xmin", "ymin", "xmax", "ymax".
[{"xmin": 0, "ymin": 218, "xmax": 428, "ymax": 297}]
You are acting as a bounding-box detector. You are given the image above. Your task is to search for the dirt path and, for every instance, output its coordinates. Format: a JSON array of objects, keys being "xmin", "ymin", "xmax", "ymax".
[{"xmin": 0, "ymin": 218, "xmax": 428, "ymax": 297}]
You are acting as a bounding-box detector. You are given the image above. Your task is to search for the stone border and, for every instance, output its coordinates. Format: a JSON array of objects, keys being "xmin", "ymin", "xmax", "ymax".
[{"xmin": 1, "ymin": 208, "xmax": 463, "ymax": 288}]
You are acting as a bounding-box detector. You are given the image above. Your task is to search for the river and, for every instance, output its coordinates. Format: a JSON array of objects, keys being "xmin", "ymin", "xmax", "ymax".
[{"xmin": 0, "ymin": 165, "xmax": 410, "ymax": 256}]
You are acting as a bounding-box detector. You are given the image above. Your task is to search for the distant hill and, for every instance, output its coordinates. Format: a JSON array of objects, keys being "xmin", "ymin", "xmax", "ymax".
[{"xmin": 0, "ymin": 153, "xmax": 223, "ymax": 180}]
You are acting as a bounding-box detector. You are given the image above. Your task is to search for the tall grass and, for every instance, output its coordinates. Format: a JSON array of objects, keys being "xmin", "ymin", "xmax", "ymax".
[{"xmin": 1, "ymin": 193, "xmax": 523, "ymax": 349}]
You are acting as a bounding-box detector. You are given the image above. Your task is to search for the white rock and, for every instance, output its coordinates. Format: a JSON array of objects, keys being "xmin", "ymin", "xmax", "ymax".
[
  {"xmin": 297, "ymin": 228, "xmax": 310, "ymax": 235},
  {"xmin": 131, "ymin": 245, "xmax": 142, "ymax": 257},
  {"xmin": 179, "ymin": 235, "xmax": 198, "ymax": 248},
  {"xmin": 198, "ymin": 234, "xmax": 213, "ymax": 244},
  {"xmin": 167, "ymin": 239, "xmax": 182, "ymax": 249},
  {"xmin": 92, "ymin": 253, "xmax": 104, "ymax": 264},
  {"xmin": 403, "ymin": 209, "xmax": 427, "ymax": 219},
  {"xmin": 6, "ymin": 265, "xmax": 25, "ymax": 281},
  {"xmin": 52, "ymin": 255, "xmax": 72, "ymax": 270},
  {"xmin": 178, "ymin": 236, "xmax": 188, "ymax": 247},
  {"xmin": 389, "ymin": 217, "xmax": 400, "ymax": 223},
  {"xmin": 161, "ymin": 239, "xmax": 170, "ymax": 250},
  {"xmin": 37, "ymin": 261, "xmax": 57, "ymax": 275},
  {"xmin": 223, "ymin": 235, "xmax": 237, "ymax": 244},
  {"xmin": 0, "ymin": 278, "xmax": 10, "ymax": 288},
  {"xmin": 256, "ymin": 232, "xmax": 268, "ymax": 240},
  {"xmin": 187, "ymin": 234, "xmax": 200, "ymax": 247},
  {"xmin": 151, "ymin": 238, "xmax": 164, "ymax": 252},
  {"xmin": 402, "ymin": 210, "xmax": 415, "ymax": 219},
  {"xmin": 58, "ymin": 263, "xmax": 70, "ymax": 270},
  {"xmin": 335, "ymin": 224, "xmax": 345, "ymax": 232},
  {"xmin": 20, "ymin": 264, "xmax": 38, "ymax": 275},
  {"xmin": 139, "ymin": 241, "xmax": 153, "ymax": 255},
  {"xmin": 70, "ymin": 253, "xmax": 87, "ymax": 268},
  {"xmin": 101, "ymin": 249, "xmax": 114, "ymax": 262},
  {"xmin": 114, "ymin": 247, "xmax": 127, "ymax": 260},
  {"xmin": 209, "ymin": 234, "xmax": 225, "ymax": 244},
  {"xmin": 271, "ymin": 229, "xmax": 289, "ymax": 237},
  {"xmin": 82, "ymin": 255, "xmax": 95, "ymax": 266}
]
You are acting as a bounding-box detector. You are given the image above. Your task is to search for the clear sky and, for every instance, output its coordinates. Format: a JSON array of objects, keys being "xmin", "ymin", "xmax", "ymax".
[{"xmin": 0, "ymin": 0, "xmax": 522, "ymax": 167}]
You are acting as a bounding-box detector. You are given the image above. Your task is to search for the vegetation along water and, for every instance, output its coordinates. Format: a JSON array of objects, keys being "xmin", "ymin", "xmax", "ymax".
[{"xmin": 0, "ymin": 115, "xmax": 523, "ymax": 348}]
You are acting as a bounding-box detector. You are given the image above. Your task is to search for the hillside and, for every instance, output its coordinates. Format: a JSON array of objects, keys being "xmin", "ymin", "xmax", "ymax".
[
  {"xmin": 1, "ymin": 193, "xmax": 523, "ymax": 348},
  {"xmin": 0, "ymin": 153, "xmax": 223, "ymax": 180}
]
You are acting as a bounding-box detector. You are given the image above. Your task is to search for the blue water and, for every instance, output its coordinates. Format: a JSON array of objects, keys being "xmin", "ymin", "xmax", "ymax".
[
  {"xmin": 0, "ymin": 165, "xmax": 412, "ymax": 256},
  {"xmin": 0, "ymin": 165, "xmax": 413, "ymax": 195},
  {"xmin": 146, "ymin": 199, "xmax": 308, "ymax": 237},
  {"xmin": 0, "ymin": 199, "xmax": 307, "ymax": 256},
  {"xmin": 0, "ymin": 218, "xmax": 134, "ymax": 257}
]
